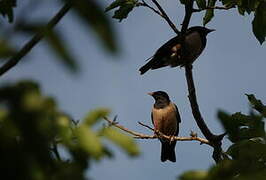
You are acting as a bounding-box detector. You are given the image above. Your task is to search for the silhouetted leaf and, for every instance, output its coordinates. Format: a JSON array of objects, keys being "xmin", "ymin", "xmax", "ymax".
[
  {"xmin": 218, "ymin": 111, "xmax": 264, "ymax": 143},
  {"xmin": 227, "ymin": 138, "xmax": 266, "ymax": 160},
  {"xmin": 252, "ymin": 2, "xmax": 266, "ymax": 44},
  {"xmin": 237, "ymin": 0, "xmax": 260, "ymax": 14},
  {"xmin": 246, "ymin": 94, "xmax": 266, "ymax": 117},
  {"xmin": 69, "ymin": 0, "xmax": 118, "ymax": 52},
  {"xmin": 105, "ymin": 0, "xmax": 137, "ymax": 22},
  {"xmin": 203, "ymin": 0, "xmax": 217, "ymax": 25},
  {"xmin": 0, "ymin": 0, "xmax": 16, "ymax": 23},
  {"xmin": 102, "ymin": 127, "xmax": 140, "ymax": 156}
]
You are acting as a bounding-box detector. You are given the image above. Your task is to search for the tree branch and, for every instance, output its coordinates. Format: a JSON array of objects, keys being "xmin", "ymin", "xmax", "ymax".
[
  {"xmin": 179, "ymin": 0, "xmax": 225, "ymax": 163},
  {"xmin": 137, "ymin": 1, "xmax": 163, "ymax": 17},
  {"xmin": 138, "ymin": 0, "xmax": 180, "ymax": 35},
  {"xmin": 185, "ymin": 65, "xmax": 217, "ymax": 139},
  {"xmin": 0, "ymin": 2, "xmax": 72, "ymax": 77},
  {"xmin": 103, "ymin": 117, "xmax": 211, "ymax": 146},
  {"xmin": 193, "ymin": 5, "xmax": 236, "ymax": 12}
]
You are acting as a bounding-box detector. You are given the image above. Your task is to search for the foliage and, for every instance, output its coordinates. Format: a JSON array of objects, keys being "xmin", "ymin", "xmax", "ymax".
[
  {"xmin": 106, "ymin": 0, "xmax": 266, "ymax": 44},
  {"xmin": 178, "ymin": 94, "xmax": 266, "ymax": 180},
  {"xmin": 0, "ymin": 80, "xmax": 139, "ymax": 179},
  {"xmin": 0, "ymin": 0, "xmax": 117, "ymax": 73}
]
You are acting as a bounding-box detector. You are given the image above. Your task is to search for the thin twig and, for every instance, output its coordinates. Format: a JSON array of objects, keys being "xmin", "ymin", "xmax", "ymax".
[
  {"xmin": 104, "ymin": 117, "xmax": 154, "ymax": 138},
  {"xmin": 103, "ymin": 117, "xmax": 211, "ymax": 146},
  {"xmin": 151, "ymin": 0, "xmax": 180, "ymax": 35},
  {"xmin": 137, "ymin": 1, "xmax": 163, "ymax": 17},
  {"xmin": 0, "ymin": 2, "xmax": 72, "ymax": 77},
  {"xmin": 193, "ymin": 5, "xmax": 235, "ymax": 12},
  {"xmin": 138, "ymin": 0, "xmax": 180, "ymax": 35}
]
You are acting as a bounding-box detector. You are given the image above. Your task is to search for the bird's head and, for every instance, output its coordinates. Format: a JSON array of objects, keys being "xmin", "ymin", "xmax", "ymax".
[
  {"xmin": 188, "ymin": 26, "xmax": 215, "ymax": 36},
  {"xmin": 148, "ymin": 91, "xmax": 170, "ymax": 104}
]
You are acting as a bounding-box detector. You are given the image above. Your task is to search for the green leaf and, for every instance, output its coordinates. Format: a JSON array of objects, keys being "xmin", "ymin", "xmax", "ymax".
[
  {"xmin": 252, "ymin": 2, "xmax": 266, "ymax": 44},
  {"xmin": 179, "ymin": 170, "xmax": 208, "ymax": 180},
  {"xmin": 70, "ymin": 0, "xmax": 118, "ymax": 52},
  {"xmin": 246, "ymin": 94, "xmax": 266, "ymax": 117},
  {"xmin": 203, "ymin": 0, "xmax": 217, "ymax": 25},
  {"xmin": 102, "ymin": 127, "xmax": 140, "ymax": 156},
  {"xmin": 83, "ymin": 108, "xmax": 110, "ymax": 126},
  {"xmin": 105, "ymin": 0, "xmax": 125, "ymax": 12},
  {"xmin": 0, "ymin": 0, "xmax": 16, "ymax": 23},
  {"xmin": 75, "ymin": 125, "xmax": 104, "ymax": 160},
  {"xmin": 113, "ymin": 2, "xmax": 135, "ymax": 22},
  {"xmin": 196, "ymin": 0, "xmax": 207, "ymax": 9}
]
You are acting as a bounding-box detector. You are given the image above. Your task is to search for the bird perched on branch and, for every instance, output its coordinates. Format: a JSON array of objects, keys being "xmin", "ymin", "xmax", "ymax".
[
  {"xmin": 148, "ymin": 91, "xmax": 181, "ymax": 162},
  {"xmin": 139, "ymin": 26, "xmax": 215, "ymax": 74}
]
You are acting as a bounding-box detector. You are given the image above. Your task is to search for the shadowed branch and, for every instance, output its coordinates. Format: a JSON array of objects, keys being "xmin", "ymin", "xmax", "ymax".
[{"xmin": 0, "ymin": 2, "xmax": 72, "ymax": 77}]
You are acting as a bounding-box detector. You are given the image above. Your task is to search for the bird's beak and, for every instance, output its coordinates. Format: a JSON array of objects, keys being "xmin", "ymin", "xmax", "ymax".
[
  {"xmin": 147, "ymin": 92, "xmax": 154, "ymax": 96},
  {"xmin": 208, "ymin": 29, "xmax": 216, "ymax": 33}
]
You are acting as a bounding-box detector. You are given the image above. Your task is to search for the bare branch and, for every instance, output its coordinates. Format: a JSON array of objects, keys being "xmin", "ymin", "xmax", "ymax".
[
  {"xmin": 151, "ymin": 0, "xmax": 180, "ymax": 35},
  {"xmin": 103, "ymin": 117, "xmax": 211, "ymax": 146},
  {"xmin": 179, "ymin": 0, "xmax": 225, "ymax": 163},
  {"xmin": 137, "ymin": 1, "xmax": 163, "ymax": 17},
  {"xmin": 138, "ymin": 0, "xmax": 180, "ymax": 35},
  {"xmin": 0, "ymin": 2, "xmax": 72, "ymax": 77},
  {"xmin": 193, "ymin": 5, "xmax": 236, "ymax": 12}
]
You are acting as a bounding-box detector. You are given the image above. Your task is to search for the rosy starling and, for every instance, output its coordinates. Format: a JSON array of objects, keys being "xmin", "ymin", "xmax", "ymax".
[
  {"xmin": 139, "ymin": 26, "xmax": 215, "ymax": 74},
  {"xmin": 148, "ymin": 91, "xmax": 181, "ymax": 162}
]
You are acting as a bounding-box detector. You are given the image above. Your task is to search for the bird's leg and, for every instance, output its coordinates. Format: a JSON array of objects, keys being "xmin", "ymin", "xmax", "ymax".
[{"xmin": 169, "ymin": 135, "xmax": 175, "ymax": 144}]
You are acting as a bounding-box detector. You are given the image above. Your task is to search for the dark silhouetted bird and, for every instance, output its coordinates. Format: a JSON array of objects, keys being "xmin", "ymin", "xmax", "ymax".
[
  {"xmin": 148, "ymin": 91, "xmax": 181, "ymax": 162},
  {"xmin": 139, "ymin": 26, "xmax": 215, "ymax": 74}
]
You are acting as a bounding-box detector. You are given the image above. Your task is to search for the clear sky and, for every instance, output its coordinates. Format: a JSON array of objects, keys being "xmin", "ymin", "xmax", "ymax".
[{"xmin": 2, "ymin": 0, "xmax": 266, "ymax": 179}]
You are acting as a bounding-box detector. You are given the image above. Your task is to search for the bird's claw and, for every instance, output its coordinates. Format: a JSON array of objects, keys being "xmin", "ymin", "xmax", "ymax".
[{"xmin": 169, "ymin": 135, "xmax": 175, "ymax": 144}]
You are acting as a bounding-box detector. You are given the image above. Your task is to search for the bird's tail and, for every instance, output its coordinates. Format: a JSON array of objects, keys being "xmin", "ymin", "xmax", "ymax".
[
  {"xmin": 161, "ymin": 141, "xmax": 176, "ymax": 162},
  {"xmin": 139, "ymin": 59, "xmax": 154, "ymax": 75}
]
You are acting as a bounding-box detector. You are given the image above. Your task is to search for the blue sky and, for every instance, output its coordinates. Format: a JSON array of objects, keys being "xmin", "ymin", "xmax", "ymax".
[{"xmin": 2, "ymin": 0, "xmax": 266, "ymax": 179}]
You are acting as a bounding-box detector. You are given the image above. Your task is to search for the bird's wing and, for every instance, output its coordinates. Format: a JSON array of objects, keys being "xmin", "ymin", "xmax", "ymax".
[
  {"xmin": 174, "ymin": 104, "xmax": 181, "ymax": 123},
  {"xmin": 155, "ymin": 36, "xmax": 181, "ymax": 57}
]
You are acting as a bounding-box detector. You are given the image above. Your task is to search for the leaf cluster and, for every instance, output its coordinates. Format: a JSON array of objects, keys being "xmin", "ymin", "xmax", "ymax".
[
  {"xmin": 0, "ymin": 80, "xmax": 139, "ymax": 179},
  {"xmin": 178, "ymin": 94, "xmax": 266, "ymax": 180}
]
